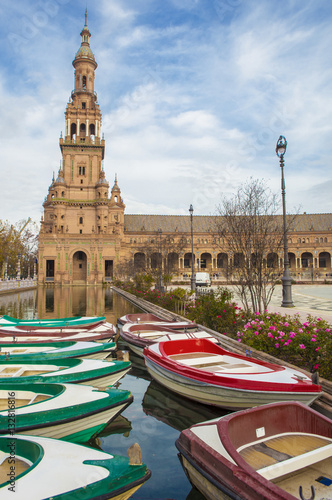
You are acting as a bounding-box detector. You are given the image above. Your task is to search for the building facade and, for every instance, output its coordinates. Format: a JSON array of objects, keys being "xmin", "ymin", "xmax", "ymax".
[{"xmin": 38, "ymin": 17, "xmax": 332, "ymax": 285}]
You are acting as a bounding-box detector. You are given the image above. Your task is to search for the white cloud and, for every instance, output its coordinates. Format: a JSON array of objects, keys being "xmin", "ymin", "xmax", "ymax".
[{"xmin": 1, "ymin": 0, "xmax": 332, "ymax": 224}]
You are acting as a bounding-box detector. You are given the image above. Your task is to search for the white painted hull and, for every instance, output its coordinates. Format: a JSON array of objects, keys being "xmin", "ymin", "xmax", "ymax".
[
  {"xmin": 77, "ymin": 367, "xmax": 131, "ymax": 388},
  {"xmin": 21, "ymin": 401, "xmax": 130, "ymax": 440},
  {"xmin": 144, "ymin": 358, "xmax": 319, "ymax": 410}
]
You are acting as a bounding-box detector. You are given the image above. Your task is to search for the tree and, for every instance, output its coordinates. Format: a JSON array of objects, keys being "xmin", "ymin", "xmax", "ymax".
[
  {"xmin": 0, "ymin": 218, "xmax": 38, "ymax": 279},
  {"xmin": 215, "ymin": 178, "xmax": 296, "ymax": 313}
]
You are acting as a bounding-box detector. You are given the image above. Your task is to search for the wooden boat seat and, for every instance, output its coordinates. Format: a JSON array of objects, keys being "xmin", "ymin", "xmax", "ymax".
[
  {"xmin": 239, "ymin": 433, "xmax": 332, "ymax": 481},
  {"xmin": 0, "ymin": 452, "xmax": 30, "ymax": 482},
  {"xmin": 169, "ymin": 352, "xmax": 216, "ymax": 361},
  {"xmin": 29, "ymin": 394, "xmax": 49, "ymax": 404}
]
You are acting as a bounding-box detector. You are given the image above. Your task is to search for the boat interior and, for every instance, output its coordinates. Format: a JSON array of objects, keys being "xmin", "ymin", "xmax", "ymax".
[
  {"xmin": 0, "ymin": 451, "xmax": 30, "ymax": 483},
  {"xmin": 0, "ymin": 392, "xmax": 50, "ymax": 410},
  {"xmin": 238, "ymin": 433, "xmax": 332, "ymax": 497},
  {"xmin": 169, "ymin": 352, "xmax": 270, "ymax": 373},
  {"xmin": 0, "ymin": 346, "xmax": 54, "ymax": 354},
  {"xmin": 0, "ymin": 365, "xmax": 64, "ymax": 378}
]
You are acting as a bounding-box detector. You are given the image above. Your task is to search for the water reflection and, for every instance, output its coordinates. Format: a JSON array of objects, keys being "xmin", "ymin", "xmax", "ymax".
[
  {"xmin": 0, "ymin": 286, "xmax": 141, "ymax": 325},
  {"xmin": 143, "ymin": 379, "xmax": 229, "ymax": 432}
]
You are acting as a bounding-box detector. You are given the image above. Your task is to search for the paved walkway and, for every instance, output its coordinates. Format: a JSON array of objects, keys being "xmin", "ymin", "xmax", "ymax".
[
  {"xmin": 261, "ymin": 284, "xmax": 332, "ymax": 323},
  {"xmin": 171, "ymin": 284, "xmax": 332, "ymax": 324}
]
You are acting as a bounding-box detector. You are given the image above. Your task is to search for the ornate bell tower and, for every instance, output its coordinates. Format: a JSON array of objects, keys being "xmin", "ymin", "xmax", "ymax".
[{"xmin": 38, "ymin": 12, "xmax": 125, "ymax": 285}]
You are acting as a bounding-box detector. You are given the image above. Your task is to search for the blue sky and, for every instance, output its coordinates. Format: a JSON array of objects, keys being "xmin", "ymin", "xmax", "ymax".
[{"xmin": 1, "ymin": 0, "xmax": 332, "ymax": 224}]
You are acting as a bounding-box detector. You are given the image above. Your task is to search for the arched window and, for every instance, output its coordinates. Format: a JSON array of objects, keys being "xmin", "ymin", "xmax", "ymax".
[
  {"xmin": 79, "ymin": 217, "xmax": 83, "ymax": 225},
  {"xmin": 70, "ymin": 123, "xmax": 77, "ymax": 140},
  {"xmin": 82, "ymin": 75, "xmax": 87, "ymax": 89}
]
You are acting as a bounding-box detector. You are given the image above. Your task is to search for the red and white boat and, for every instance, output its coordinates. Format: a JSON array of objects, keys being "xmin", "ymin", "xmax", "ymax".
[
  {"xmin": 143, "ymin": 338, "xmax": 322, "ymax": 410},
  {"xmin": 0, "ymin": 322, "xmax": 117, "ymax": 344},
  {"xmin": 120, "ymin": 322, "xmax": 218, "ymax": 357},
  {"xmin": 176, "ymin": 401, "xmax": 332, "ymax": 500}
]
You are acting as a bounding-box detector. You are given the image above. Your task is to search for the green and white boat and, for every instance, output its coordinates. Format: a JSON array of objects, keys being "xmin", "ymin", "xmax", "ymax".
[
  {"xmin": 0, "ymin": 358, "xmax": 131, "ymax": 388},
  {"xmin": 0, "ymin": 382, "xmax": 133, "ymax": 443},
  {"xmin": 0, "ymin": 314, "xmax": 106, "ymax": 329},
  {"xmin": 0, "ymin": 341, "xmax": 115, "ymax": 361},
  {"xmin": 0, "ymin": 434, "xmax": 151, "ymax": 499}
]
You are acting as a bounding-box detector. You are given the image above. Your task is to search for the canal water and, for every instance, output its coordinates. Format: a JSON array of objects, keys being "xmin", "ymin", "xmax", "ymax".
[{"xmin": 0, "ymin": 287, "xmax": 229, "ymax": 500}]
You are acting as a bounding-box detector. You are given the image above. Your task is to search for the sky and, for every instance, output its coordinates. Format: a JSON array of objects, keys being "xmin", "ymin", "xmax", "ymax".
[{"xmin": 1, "ymin": 0, "xmax": 332, "ymax": 226}]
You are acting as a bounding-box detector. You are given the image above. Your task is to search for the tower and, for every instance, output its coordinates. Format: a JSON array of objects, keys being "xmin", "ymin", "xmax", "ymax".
[{"xmin": 38, "ymin": 12, "xmax": 125, "ymax": 285}]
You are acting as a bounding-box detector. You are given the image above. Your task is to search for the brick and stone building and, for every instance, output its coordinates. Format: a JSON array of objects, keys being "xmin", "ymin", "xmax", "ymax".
[{"xmin": 38, "ymin": 16, "xmax": 332, "ymax": 285}]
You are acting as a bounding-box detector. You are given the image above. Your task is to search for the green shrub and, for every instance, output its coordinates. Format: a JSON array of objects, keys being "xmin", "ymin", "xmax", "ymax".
[
  {"xmin": 184, "ymin": 287, "xmax": 249, "ymax": 335},
  {"xmin": 237, "ymin": 312, "xmax": 332, "ymax": 380}
]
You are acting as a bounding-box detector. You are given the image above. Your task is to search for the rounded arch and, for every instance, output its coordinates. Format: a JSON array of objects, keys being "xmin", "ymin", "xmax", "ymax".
[
  {"xmin": 167, "ymin": 252, "xmax": 178, "ymax": 273},
  {"xmin": 72, "ymin": 250, "xmax": 87, "ymax": 282},
  {"xmin": 79, "ymin": 123, "xmax": 86, "ymax": 137},
  {"xmin": 301, "ymin": 252, "xmax": 313, "ymax": 268},
  {"xmin": 289, "ymin": 252, "xmax": 296, "ymax": 269},
  {"xmin": 200, "ymin": 252, "xmax": 212, "ymax": 270},
  {"xmin": 150, "ymin": 253, "xmax": 161, "ymax": 269},
  {"xmin": 184, "ymin": 252, "xmax": 195, "ymax": 270},
  {"xmin": 70, "ymin": 122, "xmax": 77, "ymax": 140},
  {"xmin": 134, "ymin": 252, "xmax": 146, "ymax": 271},
  {"xmin": 319, "ymin": 251, "xmax": 331, "ymax": 269},
  {"xmin": 267, "ymin": 252, "xmax": 279, "ymax": 268},
  {"xmin": 217, "ymin": 253, "xmax": 228, "ymax": 268},
  {"xmin": 233, "ymin": 253, "xmax": 244, "ymax": 268}
]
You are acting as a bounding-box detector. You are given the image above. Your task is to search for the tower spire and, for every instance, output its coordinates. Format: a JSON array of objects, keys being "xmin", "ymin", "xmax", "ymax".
[{"xmin": 85, "ymin": 7, "xmax": 88, "ymax": 27}]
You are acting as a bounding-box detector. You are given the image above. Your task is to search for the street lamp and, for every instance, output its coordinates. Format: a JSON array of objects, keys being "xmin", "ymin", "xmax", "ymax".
[
  {"xmin": 276, "ymin": 135, "xmax": 294, "ymax": 307},
  {"xmin": 189, "ymin": 205, "xmax": 196, "ymax": 291},
  {"xmin": 157, "ymin": 228, "xmax": 164, "ymax": 292}
]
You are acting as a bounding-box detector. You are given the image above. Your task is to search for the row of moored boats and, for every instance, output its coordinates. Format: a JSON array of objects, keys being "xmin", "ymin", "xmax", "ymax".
[
  {"xmin": 0, "ymin": 314, "xmax": 150, "ymax": 499},
  {"xmin": 0, "ymin": 311, "xmax": 331, "ymax": 500},
  {"xmin": 118, "ymin": 312, "xmax": 332, "ymax": 500}
]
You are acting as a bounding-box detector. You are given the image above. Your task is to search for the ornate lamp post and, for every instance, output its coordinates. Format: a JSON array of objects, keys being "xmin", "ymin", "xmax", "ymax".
[
  {"xmin": 276, "ymin": 135, "xmax": 294, "ymax": 307},
  {"xmin": 189, "ymin": 205, "xmax": 196, "ymax": 291},
  {"xmin": 157, "ymin": 228, "xmax": 164, "ymax": 292}
]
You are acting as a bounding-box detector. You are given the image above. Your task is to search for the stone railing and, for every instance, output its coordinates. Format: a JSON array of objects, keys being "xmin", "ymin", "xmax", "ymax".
[{"xmin": 0, "ymin": 279, "xmax": 37, "ymax": 292}]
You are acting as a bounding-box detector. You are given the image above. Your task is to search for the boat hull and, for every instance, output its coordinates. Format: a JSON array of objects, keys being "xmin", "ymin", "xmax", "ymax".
[
  {"xmin": 0, "ymin": 341, "xmax": 115, "ymax": 361},
  {"xmin": 0, "ymin": 322, "xmax": 117, "ymax": 342},
  {"xmin": 0, "ymin": 383, "xmax": 133, "ymax": 442},
  {"xmin": 0, "ymin": 358, "xmax": 131, "ymax": 388},
  {"xmin": 0, "ymin": 314, "xmax": 106, "ymax": 329},
  {"xmin": 145, "ymin": 357, "xmax": 319, "ymax": 409}
]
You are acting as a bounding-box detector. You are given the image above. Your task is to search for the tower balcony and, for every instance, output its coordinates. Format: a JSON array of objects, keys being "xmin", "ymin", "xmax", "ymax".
[
  {"xmin": 71, "ymin": 88, "xmax": 98, "ymax": 102},
  {"xmin": 60, "ymin": 136, "xmax": 105, "ymax": 147}
]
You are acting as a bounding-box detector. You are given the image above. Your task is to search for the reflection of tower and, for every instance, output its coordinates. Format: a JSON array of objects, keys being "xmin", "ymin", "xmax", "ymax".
[
  {"xmin": 38, "ymin": 11, "xmax": 125, "ymax": 285},
  {"xmin": 16, "ymin": 254, "xmax": 21, "ymax": 280}
]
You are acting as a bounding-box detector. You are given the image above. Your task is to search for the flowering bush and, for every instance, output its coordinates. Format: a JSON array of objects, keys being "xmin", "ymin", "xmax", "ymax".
[
  {"xmin": 184, "ymin": 287, "xmax": 249, "ymax": 335},
  {"xmin": 237, "ymin": 311, "xmax": 332, "ymax": 380}
]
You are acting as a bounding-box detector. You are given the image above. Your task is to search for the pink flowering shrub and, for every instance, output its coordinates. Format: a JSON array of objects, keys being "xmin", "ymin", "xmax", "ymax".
[
  {"xmin": 184, "ymin": 287, "xmax": 250, "ymax": 335},
  {"xmin": 237, "ymin": 312, "xmax": 332, "ymax": 380}
]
